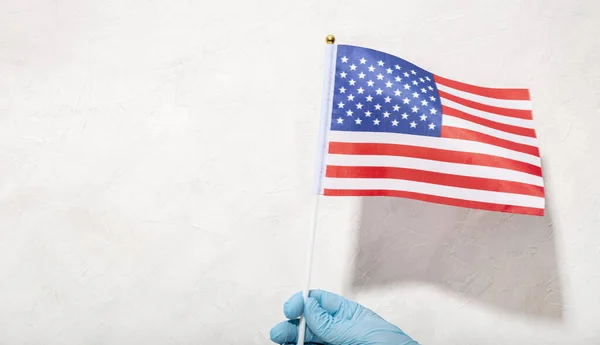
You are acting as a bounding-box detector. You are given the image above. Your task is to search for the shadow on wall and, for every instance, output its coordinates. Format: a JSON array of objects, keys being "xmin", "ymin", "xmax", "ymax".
[{"xmin": 351, "ymin": 165, "xmax": 562, "ymax": 319}]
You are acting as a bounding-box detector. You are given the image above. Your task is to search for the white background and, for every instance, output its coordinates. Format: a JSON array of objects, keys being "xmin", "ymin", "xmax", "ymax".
[{"xmin": 1, "ymin": 0, "xmax": 599, "ymax": 344}]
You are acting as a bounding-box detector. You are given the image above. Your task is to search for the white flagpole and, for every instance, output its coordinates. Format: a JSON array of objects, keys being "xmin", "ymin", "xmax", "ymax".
[
  {"xmin": 297, "ymin": 34, "xmax": 337, "ymax": 345},
  {"xmin": 296, "ymin": 194, "xmax": 320, "ymax": 345}
]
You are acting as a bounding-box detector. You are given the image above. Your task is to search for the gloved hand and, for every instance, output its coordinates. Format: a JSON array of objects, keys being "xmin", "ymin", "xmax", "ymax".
[{"xmin": 270, "ymin": 290, "xmax": 419, "ymax": 345}]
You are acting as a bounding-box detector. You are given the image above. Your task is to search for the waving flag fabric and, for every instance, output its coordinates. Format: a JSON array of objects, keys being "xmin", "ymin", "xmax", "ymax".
[{"xmin": 316, "ymin": 45, "xmax": 544, "ymax": 216}]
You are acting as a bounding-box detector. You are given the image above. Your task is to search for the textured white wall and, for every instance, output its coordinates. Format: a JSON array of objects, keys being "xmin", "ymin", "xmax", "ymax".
[{"xmin": 1, "ymin": 0, "xmax": 599, "ymax": 344}]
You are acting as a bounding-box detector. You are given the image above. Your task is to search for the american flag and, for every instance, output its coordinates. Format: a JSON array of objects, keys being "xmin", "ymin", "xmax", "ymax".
[{"xmin": 317, "ymin": 45, "xmax": 544, "ymax": 216}]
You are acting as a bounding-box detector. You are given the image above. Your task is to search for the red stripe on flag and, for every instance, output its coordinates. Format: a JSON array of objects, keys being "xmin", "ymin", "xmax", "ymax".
[
  {"xmin": 439, "ymin": 90, "xmax": 533, "ymax": 120},
  {"xmin": 441, "ymin": 126, "xmax": 540, "ymax": 157},
  {"xmin": 328, "ymin": 142, "xmax": 542, "ymax": 177},
  {"xmin": 434, "ymin": 75, "xmax": 531, "ymax": 101},
  {"xmin": 442, "ymin": 106, "xmax": 537, "ymax": 138},
  {"xmin": 323, "ymin": 189, "xmax": 544, "ymax": 216},
  {"xmin": 326, "ymin": 166, "xmax": 545, "ymax": 197}
]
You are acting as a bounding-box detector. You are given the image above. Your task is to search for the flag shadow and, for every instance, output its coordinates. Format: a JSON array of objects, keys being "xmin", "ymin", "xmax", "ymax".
[{"xmin": 351, "ymin": 169, "xmax": 562, "ymax": 319}]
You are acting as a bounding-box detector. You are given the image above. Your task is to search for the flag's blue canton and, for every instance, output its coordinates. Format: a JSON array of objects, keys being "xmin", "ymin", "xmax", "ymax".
[{"xmin": 331, "ymin": 45, "xmax": 442, "ymax": 138}]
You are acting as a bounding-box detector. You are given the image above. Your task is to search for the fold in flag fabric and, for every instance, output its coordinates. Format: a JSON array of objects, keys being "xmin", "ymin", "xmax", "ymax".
[{"xmin": 316, "ymin": 44, "xmax": 544, "ymax": 216}]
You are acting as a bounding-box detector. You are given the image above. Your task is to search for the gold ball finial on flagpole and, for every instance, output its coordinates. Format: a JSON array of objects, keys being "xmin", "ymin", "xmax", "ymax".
[{"xmin": 325, "ymin": 34, "xmax": 335, "ymax": 44}]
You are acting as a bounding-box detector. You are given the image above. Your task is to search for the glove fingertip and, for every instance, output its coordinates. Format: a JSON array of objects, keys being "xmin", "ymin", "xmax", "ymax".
[
  {"xmin": 284, "ymin": 292, "xmax": 304, "ymax": 319},
  {"xmin": 269, "ymin": 325, "xmax": 283, "ymax": 342},
  {"xmin": 269, "ymin": 321, "xmax": 296, "ymax": 344}
]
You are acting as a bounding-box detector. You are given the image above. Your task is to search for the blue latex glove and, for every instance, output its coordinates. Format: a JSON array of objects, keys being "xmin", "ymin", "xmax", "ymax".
[{"xmin": 270, "ymin": 290, "xmax": 419, "ymax": 345}]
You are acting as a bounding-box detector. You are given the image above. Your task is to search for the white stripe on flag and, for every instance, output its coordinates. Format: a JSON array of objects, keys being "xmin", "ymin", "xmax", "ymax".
[
  {"xmin": 440, "ymin": 99, "xmax": 535, "ymax": 128},
  {"xmin": 327, "ymin": 131, "xmax": 542, "ymax": 167},
  {"xmin": 436, "ymin": 84, "xmax": 532, "ymax": 110},
  {"xmin": 443, "ymin": 115, "xmax": 538, "ymax": 146},
  {"xmin": 326, "ymin": 154, "xmax": 544, "ymax": 186},
  {"xmin": 322, "ymin": 177, "xmax": 545, "ymax": 208}
]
